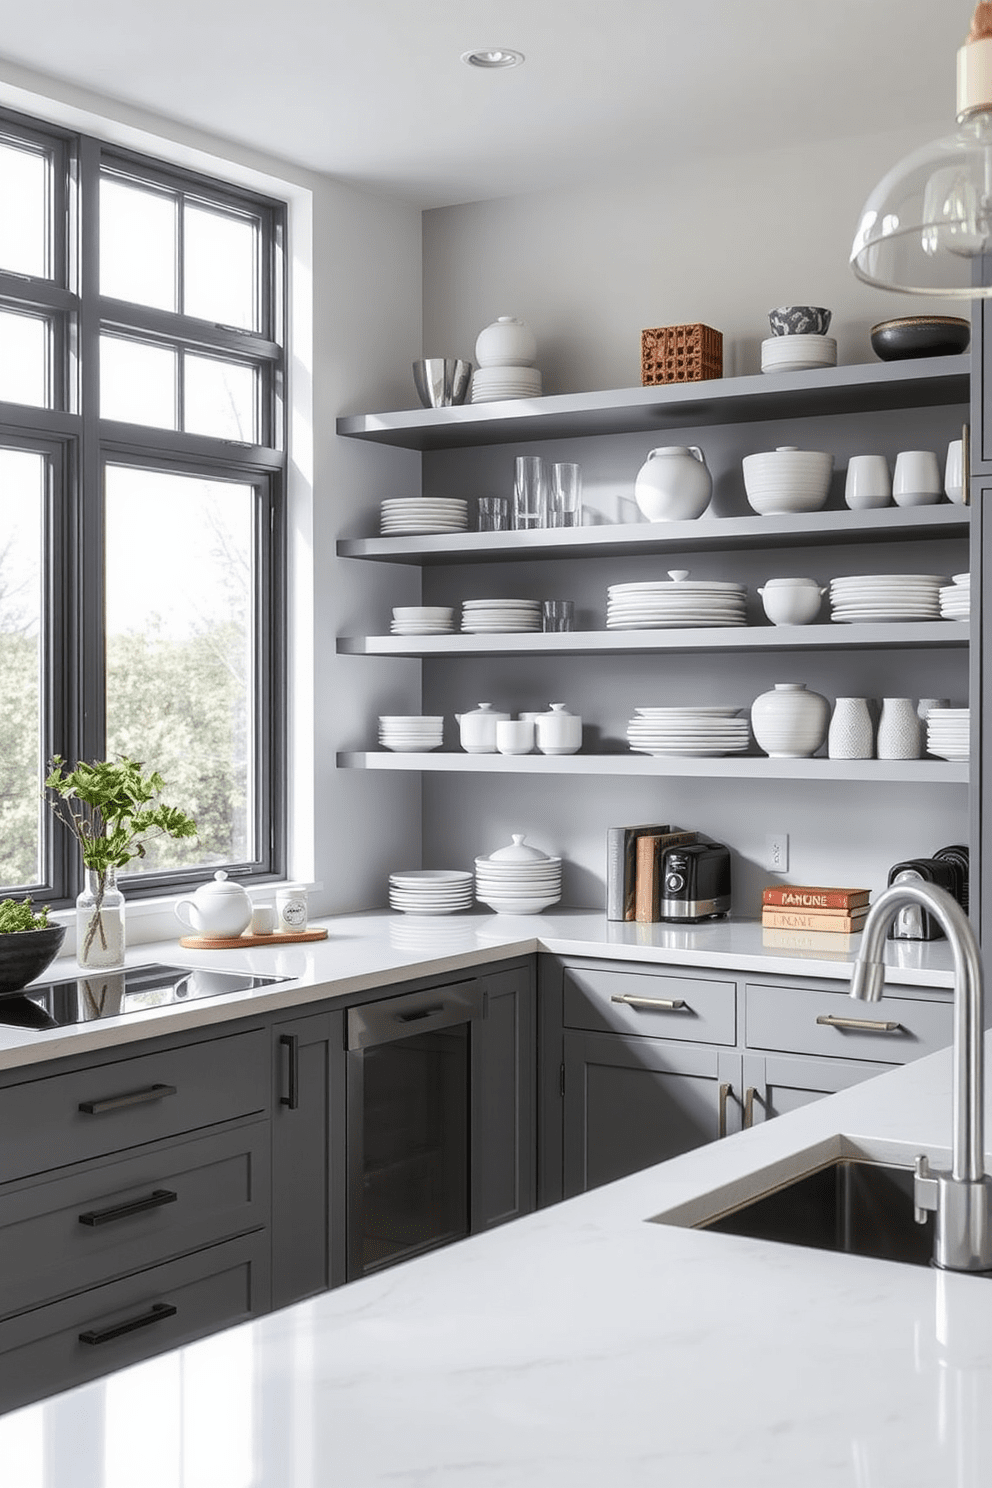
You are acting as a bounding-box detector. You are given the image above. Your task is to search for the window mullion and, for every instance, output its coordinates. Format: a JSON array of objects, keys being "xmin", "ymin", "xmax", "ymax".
[{"xmin": 75, "ymin": 135, "xmax": 105, "ymax": 814}]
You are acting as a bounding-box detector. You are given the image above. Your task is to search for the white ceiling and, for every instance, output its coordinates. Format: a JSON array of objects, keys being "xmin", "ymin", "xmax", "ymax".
[{"xmin": 0, "ymin": 0, "xmax": 972, "ymax": 209}]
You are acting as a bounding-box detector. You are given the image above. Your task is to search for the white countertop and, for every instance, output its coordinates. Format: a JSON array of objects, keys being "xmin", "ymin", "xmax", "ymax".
[
  {"xmin": 0, "ymin": 909, "xmax": 955, "ymax": 1071},
  {"xmin": 3, "ymin": 1019, "xmax": 991, "ymax": 1484}
]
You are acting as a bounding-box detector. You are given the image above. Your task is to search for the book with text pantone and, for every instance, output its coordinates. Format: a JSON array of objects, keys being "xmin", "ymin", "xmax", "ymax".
[
  {"xmin": 761, "ymin": 907, "xmax": 869, "ymax": 932},
  {"xmin": 761, "ymin": 885, "xmax": 871, "ymax": 911}
]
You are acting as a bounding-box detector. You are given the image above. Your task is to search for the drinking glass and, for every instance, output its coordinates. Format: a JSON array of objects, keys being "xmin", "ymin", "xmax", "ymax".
[
  {"xmin": 542, "ymin": 600, "xmax": 574, "ymax": 633},
  {"xmin": 550, "ymin": 462, "xmax": 582, "ymax": 527},
  {"xmin": 477, "ymin": 496, "xmax": 510, "ymax": 531},
  {"xmin": 513, "ymin": 456, "xmax": 548, "ymax": 529}
]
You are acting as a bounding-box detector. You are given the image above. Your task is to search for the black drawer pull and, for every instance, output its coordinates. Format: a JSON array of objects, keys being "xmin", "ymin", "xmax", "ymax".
[
  {"xmin": 280, "ymin": 1033, "xmax": 299, "ymax": 1109},
  {"xmin": 396, "ymin": 1004, "xmax": 447, "ymax": 1023},
  {"xmin": 78, "ymin": 1188, "xmax": 178, "ymax": 1228},
  {"xmin": 79, "ymin": 1301, "xmax": 177, "ymax": 1346},
  {"xmin": 78, "ymin": 1083, "xmax": 178, "ymax": 1115}
]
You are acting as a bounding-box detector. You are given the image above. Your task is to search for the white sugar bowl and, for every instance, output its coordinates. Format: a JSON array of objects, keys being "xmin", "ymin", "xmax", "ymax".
[
  {"xmin": 474, "ymin": 316, "xmax": 538, "ymax": 368},
  {"xmin": 757, "ymin": 577, "xmax": 827, "ymax": 625},
  {"xmin": 456, "ymin": 702, "xmax": 510, "ymax": 754},
  {"xmin": 175, "ymin": 870, "xmax": 252, "ymax": 939},
  {"xmin": 535, "ymin": 703, "xmax": 583, "ymax": 755}
]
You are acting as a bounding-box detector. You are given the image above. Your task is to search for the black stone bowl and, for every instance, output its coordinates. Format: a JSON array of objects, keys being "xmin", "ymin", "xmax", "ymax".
[
  {"xmin": 870, "ymin": 315, "xmax": 971, "ymax": 361},
  {"xmin": 0, "ymin": 924, "xmax": 67, "ymax": 995}
]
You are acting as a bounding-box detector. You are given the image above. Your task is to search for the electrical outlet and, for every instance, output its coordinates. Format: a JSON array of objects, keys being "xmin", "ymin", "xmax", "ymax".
[{"xmin": 766, "ymin": 832, "xmax": 789, "ymax": 872}]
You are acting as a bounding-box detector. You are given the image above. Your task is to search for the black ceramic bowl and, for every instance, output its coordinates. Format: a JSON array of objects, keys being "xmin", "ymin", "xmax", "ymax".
[
  {"xmin": 870, "ymin": 315, "xmax": 971, "ymax": 361},
  {"xmin": 0, "ymin": 924, "xmax": 67, "ymax": 995}
]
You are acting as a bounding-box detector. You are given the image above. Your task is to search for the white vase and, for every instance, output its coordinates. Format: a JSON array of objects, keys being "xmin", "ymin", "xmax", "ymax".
[
  {"xmin": 876, "ymin": 697, "xmax": 922, "ymax": 759},
  {"xmin": 827, "ymin": 697, "xmax": 874, "ymax": 759},
  {"xmin": 633, "ymin": 445, "xmax": 713, "ymax": 522},
  {"xmin": 750, "ymin": 682, "xmax": 830, "ymax": 758}
]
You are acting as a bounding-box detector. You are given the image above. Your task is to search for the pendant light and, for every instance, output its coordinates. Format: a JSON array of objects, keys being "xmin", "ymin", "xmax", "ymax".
[{"xmin": 851, "ymin": 2, "xmax": 992, "ymax": 296}]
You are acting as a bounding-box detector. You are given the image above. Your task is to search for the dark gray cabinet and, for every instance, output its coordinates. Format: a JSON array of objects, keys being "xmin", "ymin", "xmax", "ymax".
[
  {"xmin": 470, "ymin": 960, "xmax": 537, "ymax": 1230},
  {"xmin": 270, "ymin": 1008, "xmax": 347, "ymax": 1309}
]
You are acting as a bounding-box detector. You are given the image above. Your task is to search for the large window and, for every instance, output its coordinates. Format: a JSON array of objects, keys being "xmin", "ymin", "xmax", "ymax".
[{"xmin": 0, "ymin": 109, "xmax": 286, "ymax": 904}]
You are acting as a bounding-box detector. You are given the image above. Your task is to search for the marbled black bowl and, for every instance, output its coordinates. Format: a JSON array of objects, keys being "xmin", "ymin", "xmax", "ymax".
[
  {"xmin": 0, "ymin": 924, "xmax": 67, "ymax": 995},
  {"xmin": 768, "ymin": 305, "xmax": 832, "ymax": 336},
  {"xmin": 870, "ymin": 315, "xmax": 971, "ymax": 361}
]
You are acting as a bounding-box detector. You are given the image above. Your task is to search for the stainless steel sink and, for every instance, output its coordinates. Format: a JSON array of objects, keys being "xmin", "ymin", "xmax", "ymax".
[{"xmin": 699, "ymin": 1158, "xmax": 936, "ymax": 1267}]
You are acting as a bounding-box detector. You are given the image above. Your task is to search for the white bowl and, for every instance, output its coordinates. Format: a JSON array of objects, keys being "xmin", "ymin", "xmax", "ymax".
[
  {"xmin": 392, "ymin": 607, "xmax": 454, "ymax": 622},
  {"xmin": 742, "ymin": 447, "xmax": 833, "ymax": 515},
  {"xmin": 476, "ymin": 894, "xmax": 561, "ymax": 915},
  {"xmin": 757, "ymin": 582, "xmax": 826, "ymax": 625}
]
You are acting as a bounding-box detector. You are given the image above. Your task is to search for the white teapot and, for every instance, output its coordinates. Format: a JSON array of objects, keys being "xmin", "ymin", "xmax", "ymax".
[{"xmin": 175, "ymin": 870, "xmax": 252, "ymax": 939}]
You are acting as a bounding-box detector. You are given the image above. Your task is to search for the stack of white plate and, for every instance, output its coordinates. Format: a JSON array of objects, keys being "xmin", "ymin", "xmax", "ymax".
[
  {"xmin": 625, "ymin": 706, "xmax": 750, "ymax": 756},
  {"xmin": 761, "ymin": 335, "xmax": 837, "ymax": 373},
  {"xmin": 828, "ymin": 573, "xmax": 948, "ymax": 623},
  {"xmin": 470, "ymin": 367, "xmax": 542, "ymax": 403},
  {"xmin": 926, "ymin": 708, "xmax": 970, "ymax": 761},
  {"xmin": 461, "ymin": 598, "xmax": 543, "ymax": 633},
  {"xmin": 391, "ymin": 606, "xmax": 455, "ymax": 635},
  {"xmin": 606, "ymin": 575, "xmax": 748, "ymax": 629},
  {"xmin": 939, "ymin": 574, "xmax": 970, "ymax": 622},
  {"xmin": 388, "ymin": 869, "xmax": 474, "ymax": 914},
  {"xmin": 474, "ymin": 835, "xmax": 562, "ymax": 915},
  {"xmin": 380, "ymin": 498, "xmax": 469, "ymax": 536},
  {"xmin": 378, "ymin": 715, "xmax": 444, "ymax": 751}
]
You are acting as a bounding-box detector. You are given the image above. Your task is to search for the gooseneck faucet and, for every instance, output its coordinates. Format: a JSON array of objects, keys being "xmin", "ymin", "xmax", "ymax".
[{"xmin": 850, "ymin": 879, "xmax": 992, "ymax": 1272}]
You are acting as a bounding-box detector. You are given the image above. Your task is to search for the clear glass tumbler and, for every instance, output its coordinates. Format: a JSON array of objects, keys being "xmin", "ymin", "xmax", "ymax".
[
  {"xmin": 513, "ymin": 456, "xmax": 548, "ymax": 529},
  {"xmin": 550, "ymin": 462, "xmax": 582, "ymax": 527},
  {"xmin": 477, "ymin": 496, "xmax": 510, "ymax": 531}
]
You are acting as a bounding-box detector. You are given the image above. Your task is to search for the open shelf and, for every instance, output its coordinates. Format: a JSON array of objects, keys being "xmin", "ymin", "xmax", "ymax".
[
  {"xmin": 338, "ymin": 751, "xmax": 969, "ymax": 782},
  {"xmin": 338, "ymin": 621, "xmax": 969, "ymax": 659},
  {"xmin": 337, "ymin": 503, "xmax": 970, "ymax": 566},
  {"xmin": 335, "ymin": 356, "xmax": 970, "ymax": 451}
]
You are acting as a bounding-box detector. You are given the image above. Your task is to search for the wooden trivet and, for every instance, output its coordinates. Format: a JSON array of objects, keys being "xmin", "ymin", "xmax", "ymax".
[{"xmin": 179, "ymin": 928, "xmax": 329, "ymax": 950}]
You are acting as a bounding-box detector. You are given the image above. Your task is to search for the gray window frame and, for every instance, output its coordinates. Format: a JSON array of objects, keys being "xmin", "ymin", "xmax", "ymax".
[{"xmin": 0, "ymin": 107, "xmax": 287, "ymax": 906}]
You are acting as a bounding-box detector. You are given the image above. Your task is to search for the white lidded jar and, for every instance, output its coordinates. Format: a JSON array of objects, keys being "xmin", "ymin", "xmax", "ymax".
[
  {"xmin": 474, "ymin": 316, "xmax": 538, "ymax": 368},
  {"xmin": 535, "ymin": 703, "xmax": 583, "ymax": 755},
  {"xmin": 456, "ymin": 702, "xmax": 510, "ymax": 754},
  {"xmin": 175, "ymin": 869, "xmax": 253, "ymax": 939},
  {"xmin": 633, "ymin": 446, "xmax": 713, "ymax": 522},
  {"xmin": 750, "ymin": 682, "xmax": 830, "ymax": 758}
]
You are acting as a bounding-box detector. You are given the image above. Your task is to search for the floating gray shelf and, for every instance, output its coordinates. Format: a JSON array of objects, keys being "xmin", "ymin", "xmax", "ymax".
[
  {"xmin": 338, "ymin": 751, "xmax": 969, "ymax": 782},
  {"xmin": 335, "ymin": 356, "xmax": 969, "ymax": 451}
]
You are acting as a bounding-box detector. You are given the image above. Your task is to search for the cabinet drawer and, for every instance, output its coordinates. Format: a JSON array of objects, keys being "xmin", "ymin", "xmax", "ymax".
[
  {"xmin": 744, "ymin": 982, "xmax": 953, "ymax": 1065},
  {"xmin": 0, "ymin": 1231, "xmax": 269, "ymax": 1416},
  {"xmin": 0, "ymin": 1122, "xmax": 270, "ymax": 1318},
  {"xmin": 563, "ymin": 966, "xmax": 736, "ymax": 1045},
  {"xmin": 0, "ymin": 1027, "xmax": 268, "ymax": 1183}
]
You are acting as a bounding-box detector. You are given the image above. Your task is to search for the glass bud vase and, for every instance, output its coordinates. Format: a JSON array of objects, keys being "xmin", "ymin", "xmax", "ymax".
[{"xmin": 76, "ymin": 866, "xmax": 126, "ymax": 970}]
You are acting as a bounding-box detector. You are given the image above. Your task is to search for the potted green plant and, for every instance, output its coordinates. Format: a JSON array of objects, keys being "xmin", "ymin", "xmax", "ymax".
[
  {"xmin": 0, "ymin": 896, "xmax": 66, "ymax": 993},
  {"xmin": 45, "ymin": 756, "xmax": 197, "ymax": 969}
]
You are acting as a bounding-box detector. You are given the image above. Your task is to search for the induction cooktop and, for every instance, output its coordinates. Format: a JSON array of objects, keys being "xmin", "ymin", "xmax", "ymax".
[{"xmin": 0, "ymin": 962, "xmax": 290, "ymax": 1030}]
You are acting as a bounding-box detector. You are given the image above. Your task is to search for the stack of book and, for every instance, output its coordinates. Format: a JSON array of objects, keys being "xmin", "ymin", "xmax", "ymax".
[
  {"xmin": 761, "ymin": 884, "xmax": 871, "ymax": 950},
  {"xmin": 606, "ymin": 823, "xmax": 697, "ymax": 922}
]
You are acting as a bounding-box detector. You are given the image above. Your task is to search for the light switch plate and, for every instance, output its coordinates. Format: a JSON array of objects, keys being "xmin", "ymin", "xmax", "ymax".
[{"xmin": 766, "ymin": 833, "xmax": 789, "ymax": 872}]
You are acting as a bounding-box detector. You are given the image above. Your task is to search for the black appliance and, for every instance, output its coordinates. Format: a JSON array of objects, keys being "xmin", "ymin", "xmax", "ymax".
[
  {"xmin": 0, "ymin": 962, "xmax": 289, "ymax": 1029},
  {"xmin": 658, "ymin": 840, "xmax": 732, "ymax": 922},
  {"xmin": 886, "ymin": 852, "xmax": 967, "ymax": 940}
]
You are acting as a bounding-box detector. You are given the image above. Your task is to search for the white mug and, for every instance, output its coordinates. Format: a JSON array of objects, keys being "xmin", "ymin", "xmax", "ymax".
[
  {"xmin": 945, "ymin": 439, "xmax": 965, "ymax": 503},
  {"xmin": 844, "ymin": 454, "xmax": 891, "ymax": 510},
  {"xmin": 275, "ymin": 884, "xmax": 308, "ymax": 932},
  {"xmin": 892, "ymin": 450, "xmax": 942, "ymax": 507},
  {"xmin": 496, "ymin": 718, "xmax": 535, "ymax": 755},
  {"xmin": 251, "ymin": 904, "xmax": 277, "ymax": 935}
]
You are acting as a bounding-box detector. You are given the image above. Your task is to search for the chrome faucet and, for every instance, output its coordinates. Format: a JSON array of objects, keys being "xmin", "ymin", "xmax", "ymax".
[{"xmin": 850, "ymin": 879, "xmax": 992, "ymax": 1272}]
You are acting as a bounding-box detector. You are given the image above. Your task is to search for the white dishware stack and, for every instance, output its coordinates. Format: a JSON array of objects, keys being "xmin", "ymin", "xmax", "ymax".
[
  {"xmin": 378, "ymin": 714, "xmax": 444, "ymax": 751},
  {"xmin": 471, "ymin": 316, "xmax": 542, "ymax": 403},
  {"xmin": 827, "ymin": 572, "xmax": 947, "ymax": 623},
  {"xmin": 939, "ymin": 573, "xmax": 970, "ymax": 621},
  {"xmin": 761, "ymin": 306, "xmax": 836, "ymax": 373},
  {"xmin": 379, "ymin": 497, "xmax": 469, "ymax": 536},
  {"xmin": 606, "ymin": 570, "xmax": 747, "ymax": 629},
  {"xmin": 391, "ymin": 605, "xmax": 455, "ymax": 635},
  {"xmin": 474, "ymin": 835, "xmax": 562, "ymax": 915},
  {"xmin": 388, "ymin": 869, "xmax": 474, "ymax": 915},
  {"xmin": 625, "ymin": 706, "xmax": 750, "ymax": 757},
  {"xmin": 461, "ymin": 597, "xmax": 543, "ymax": 633},
  {"xmin": 926, "ymin": 707, "xmax": 970, "ymax": 761}
]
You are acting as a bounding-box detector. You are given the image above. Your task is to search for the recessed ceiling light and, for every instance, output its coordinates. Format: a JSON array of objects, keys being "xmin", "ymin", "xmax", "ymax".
[{"xmin": 461, "ymin": 48, "xmax": 524, "ymax": 69}]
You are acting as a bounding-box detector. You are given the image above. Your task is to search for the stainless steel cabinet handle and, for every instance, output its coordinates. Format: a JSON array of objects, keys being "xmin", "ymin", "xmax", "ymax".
[
  {"xmin": 79, "ymin": 1301, "xmax": 177, "ymax": 1346},
  {"xmin": 718, "ymin": 1082, "xmax": 732, "ymax": 1139},
  {"xmin": 78, "ymin": 1189, "xmax": 178, "ymax": 1227},
  {"xmin": 610, "ymin": 994, "xmax": 687, "ymax": 1011},
  {"xmin": 743, "ymin": 1086, "xmax": 759, "ymax": 1129},
  {"xmin": 78, "ymin": 1083, "xmax": 177, "ymax": 1115},
  {"xmin": 815, "ymin": 1013, "xmax": 902, "ymax": 1033}
]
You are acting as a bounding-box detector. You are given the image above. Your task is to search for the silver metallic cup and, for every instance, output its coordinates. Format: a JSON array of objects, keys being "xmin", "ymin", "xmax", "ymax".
[{"xmin": 412, "ymin": 358, "xmax": 472, "ymax": 408}]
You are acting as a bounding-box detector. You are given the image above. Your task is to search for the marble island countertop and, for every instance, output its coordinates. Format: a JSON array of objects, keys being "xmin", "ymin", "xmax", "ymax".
[
  {"xmin": 0, "ymin": 908, "xmax": 956, "ymax": 1071},
  {"xmin": 4, "ymin": 1024, "xmax": 992, "ymax": 1485}
]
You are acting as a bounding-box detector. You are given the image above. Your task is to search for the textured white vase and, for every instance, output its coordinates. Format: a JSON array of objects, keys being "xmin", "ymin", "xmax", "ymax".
[
  {"xmin": 750, "ymin": 682, "xmax": 830, "ymax": 758},
  {"xmin": 876, "ymin": 697, "xmax": 922, "ymax": 759},
  {"xmin": 827, "ymin": 697, "xmax": 874, "ymax": 759}
]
